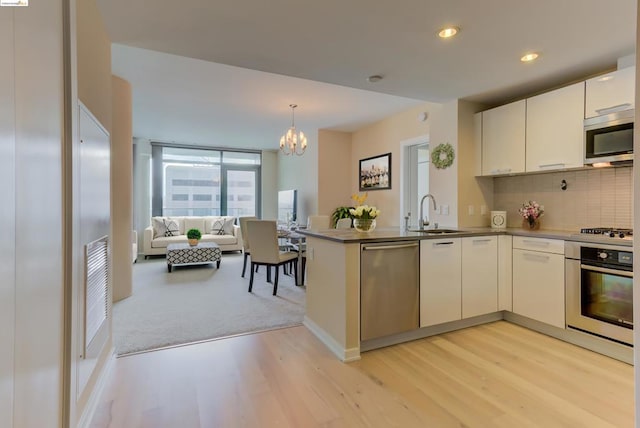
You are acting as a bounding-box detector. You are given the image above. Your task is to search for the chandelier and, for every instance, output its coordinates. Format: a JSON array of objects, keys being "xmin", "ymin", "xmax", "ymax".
[{"xmin": 279, "ymin": 104, "xmax": 307, "ymax": 156}]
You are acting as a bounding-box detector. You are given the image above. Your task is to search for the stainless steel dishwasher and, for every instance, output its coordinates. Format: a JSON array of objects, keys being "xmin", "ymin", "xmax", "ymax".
[{"xmin": 360, "ymin": 241, "xmax": 419, "ymax": 341}]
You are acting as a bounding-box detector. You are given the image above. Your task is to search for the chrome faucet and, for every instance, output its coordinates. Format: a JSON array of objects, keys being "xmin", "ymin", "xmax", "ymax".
[{"xmin": 419, "ymin": 194, "xmax": 437, "ymax": 229}]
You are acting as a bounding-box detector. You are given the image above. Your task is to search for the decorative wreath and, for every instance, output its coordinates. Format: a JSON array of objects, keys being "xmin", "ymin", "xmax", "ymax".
[{"xmin": 431, "ymin": 143, "xmax": 455, "ymax": 169}]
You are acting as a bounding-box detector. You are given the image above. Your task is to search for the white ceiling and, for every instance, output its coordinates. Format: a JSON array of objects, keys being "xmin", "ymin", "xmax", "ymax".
[{"xmin": 97, "ymin": 0, "xmax": 637, "ymax": 151}]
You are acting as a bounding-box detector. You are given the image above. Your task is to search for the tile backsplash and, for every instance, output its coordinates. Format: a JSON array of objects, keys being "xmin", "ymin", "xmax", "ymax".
[{"xmin": 493, "ymin": 166, "xmax": 632, "ymax": 231}]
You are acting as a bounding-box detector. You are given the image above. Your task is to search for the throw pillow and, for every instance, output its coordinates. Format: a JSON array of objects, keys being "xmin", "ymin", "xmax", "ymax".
[
  {"xmin": 152, "ymin": 217, "xmax": 167, "ymax": 238},
  {"xmin": 164, "ymin": 218, "xmax": 180, "ymax": 237},
  {"xmin": 222, "ymin": 217, "xmax": 236, "ymax": 235},
  {"xmin": 211, "ymin": 218, "xmax": 225, "ymax": 235}
]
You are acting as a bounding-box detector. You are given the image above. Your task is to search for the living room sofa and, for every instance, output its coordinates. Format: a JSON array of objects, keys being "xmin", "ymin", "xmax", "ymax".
[{"xmin": 143, "ymin": 216, "xmax": 243, "ymax": 257}]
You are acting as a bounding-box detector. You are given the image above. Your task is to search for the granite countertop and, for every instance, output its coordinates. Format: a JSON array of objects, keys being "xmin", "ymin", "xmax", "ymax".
[{"xmin": 297, "ymin": 226, "xmax": 633, "ymax": 247}]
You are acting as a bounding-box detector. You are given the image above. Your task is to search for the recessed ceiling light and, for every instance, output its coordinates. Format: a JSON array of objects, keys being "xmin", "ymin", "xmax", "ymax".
[
  {"xmin": 520, "ymin": 52, "xmax": 539, "ymax": 63},
  {"xmin": 367, "ymin": 75, "xmax": 383, "ymax": 83},
  {"xmin": 438, "ymin": 26, "xmax": 459, "ymax": 39}
]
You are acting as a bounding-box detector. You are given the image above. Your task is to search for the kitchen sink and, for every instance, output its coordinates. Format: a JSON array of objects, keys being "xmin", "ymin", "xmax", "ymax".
[{"xmin": 407, "ymin": 228, "xmax": 461, "ymax": 234}]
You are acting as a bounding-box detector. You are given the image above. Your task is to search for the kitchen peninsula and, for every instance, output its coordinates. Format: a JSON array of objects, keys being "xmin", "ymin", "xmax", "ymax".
[{"xmin": 298, "ymin": 227, "xmax": 633, "ymax": 364}]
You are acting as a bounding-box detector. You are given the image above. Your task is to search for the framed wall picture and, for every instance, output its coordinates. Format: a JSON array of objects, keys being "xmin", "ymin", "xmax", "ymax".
[{"xmin": 359, "ymin": 152, "xmax": 391, "ymax": 191}]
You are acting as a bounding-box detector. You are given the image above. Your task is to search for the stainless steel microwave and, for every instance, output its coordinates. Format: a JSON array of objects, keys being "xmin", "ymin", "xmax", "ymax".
[{"xmin": 584, "ymin": 109, "xmax": 634, "ymax": 165}]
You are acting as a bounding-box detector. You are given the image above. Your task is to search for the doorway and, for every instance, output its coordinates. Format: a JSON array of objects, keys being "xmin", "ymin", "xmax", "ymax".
[{"xmin": 400, "ymin": 137, "xmax": 430, "ymax": 228}]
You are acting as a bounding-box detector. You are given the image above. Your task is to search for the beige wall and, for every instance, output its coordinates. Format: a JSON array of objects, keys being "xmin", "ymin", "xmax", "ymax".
[
  {"xmin": 457, "ymin": 101, "xmax": 493, "ymax": 228},
  {"xmin": 77, "ymin": 0, "xmax": 112, "ymax": 132},
  {"xmin": 318, "ymin": 130, "xmax": 352, "ymax": 219},
  {"xmin": 428, "ymin": 101, "xmax": 458, "ymax": 228},
  {"xmin": 111, "ymin": 76, "xmax": 133, "ymax": 302},
  {"xmin": 494, "ymin": 166, "xmax": 633, "ymax": 230},
  {"xmin": 351, "ymin": 103, "xmax": 439, "ymax": 227}
]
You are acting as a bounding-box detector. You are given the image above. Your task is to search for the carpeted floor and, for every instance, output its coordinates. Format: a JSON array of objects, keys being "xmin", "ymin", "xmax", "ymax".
[{"xmin": 113, "ymin": 252, "xmax": 305, "ymax": 355}]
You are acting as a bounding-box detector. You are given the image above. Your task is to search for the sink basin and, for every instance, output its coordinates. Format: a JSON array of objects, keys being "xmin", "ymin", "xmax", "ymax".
[{"xmin": 407, "ymin": 228, "xmax": 461, "ymax": 234}]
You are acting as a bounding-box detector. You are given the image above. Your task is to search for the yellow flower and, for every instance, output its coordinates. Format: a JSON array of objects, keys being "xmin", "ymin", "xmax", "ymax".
[{"xmin": 351, "ymin": 192, "xmax": 368, "ymax": 206}]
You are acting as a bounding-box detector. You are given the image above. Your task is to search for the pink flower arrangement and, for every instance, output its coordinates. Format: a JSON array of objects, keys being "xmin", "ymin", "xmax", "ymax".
[{"xmin": 518, "ymin": 200, "xmax": 544, "ymax": 226}]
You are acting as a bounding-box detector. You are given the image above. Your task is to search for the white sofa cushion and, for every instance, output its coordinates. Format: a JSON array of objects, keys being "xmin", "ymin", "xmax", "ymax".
[
  {"xmin": 183, "ymin": 217, "xmax": 206, "ymax": 235},
  {"xmin": 200, "ymin": 234, "xmax": 238, "ymax": 245},
  {"xmin": 151, "ymin": 235, "xmax": 188, "ymax": 248},
  {"xmin": 150, "ymin": 233, "xmax": 238, "ymax": 249}
]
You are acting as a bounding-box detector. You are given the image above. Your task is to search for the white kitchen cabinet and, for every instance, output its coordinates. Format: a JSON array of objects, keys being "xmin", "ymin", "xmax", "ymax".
[
  {"xmin": 420, "ymin": 239, "xmax": 461, "ymax": 327},
  {"xmin": 512, "ymin": 237, "xmax": 565, "ymax": 329},
  {"xmin": 461, "ymin": 236, "xmax": 498, "ymax": 318},
  {"xmin": 497, "ymin": 235, "xmax": 512, "ymax": 311},
  {"xmin": 585, "ymin": 66, "xmax": 635, "ymax": 118},
  {"xmin": 481, "ymin": 99, "xmax": 526, "ymax": 175},
  {"xmin": 526, "ymin": 82, "xmax": 585, "ymax": 171}
]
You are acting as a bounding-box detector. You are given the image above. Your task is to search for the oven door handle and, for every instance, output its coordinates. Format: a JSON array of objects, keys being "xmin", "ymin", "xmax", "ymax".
[{"xmin": 580, "ymin": 264, "xmax": 633, "ymax": 278}]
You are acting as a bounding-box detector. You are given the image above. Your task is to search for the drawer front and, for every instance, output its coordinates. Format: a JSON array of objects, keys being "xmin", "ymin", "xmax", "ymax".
[{"xmin": 512, "ymin": 236, "xmax": 564, "ymax": 254}]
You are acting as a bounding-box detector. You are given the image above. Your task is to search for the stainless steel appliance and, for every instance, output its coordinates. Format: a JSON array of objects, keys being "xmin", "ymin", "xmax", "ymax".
[
  {"xmin": 565, "ymin": 240, "xmax": 633, "ymax": 345},
  {"xmin": 360, "ymin": 241, "xmax": 419, "ymax": 341},
  {"xmin": 584, "ymin": 109, "xmax": 634, "ymax": 165}
]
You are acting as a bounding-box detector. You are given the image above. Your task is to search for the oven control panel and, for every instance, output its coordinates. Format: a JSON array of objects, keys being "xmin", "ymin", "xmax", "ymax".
[{"xmin": 582, "ymin": 246, "xmax": 633, "ymax": 270}]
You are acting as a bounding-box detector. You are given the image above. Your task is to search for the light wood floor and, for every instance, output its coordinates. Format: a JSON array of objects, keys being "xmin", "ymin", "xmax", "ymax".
[{"xmin": 90, "ymin": 321, "xmax": 634, "ymax": 428}]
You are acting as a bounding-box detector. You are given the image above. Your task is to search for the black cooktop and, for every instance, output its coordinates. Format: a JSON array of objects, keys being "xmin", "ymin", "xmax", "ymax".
[{"xmin": 580, "ymin": 227, "xmax": 633, "ymax": 239}]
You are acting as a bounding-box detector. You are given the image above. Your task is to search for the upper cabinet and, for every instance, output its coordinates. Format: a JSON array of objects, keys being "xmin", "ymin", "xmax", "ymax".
[
  {"xmin": 525, "ymin": 82, "xmax": 585, "ymax": 172},
  {"xmin": 585, "ymin": 66, "xmax": 635, "ymax": 118},
  {"xmin": 481, "ymin": 99, "xmax": 526, "ymax": 175},
  {"xmin": 476, "ymin": 67, "xmax": 636, "ymax": 177}
]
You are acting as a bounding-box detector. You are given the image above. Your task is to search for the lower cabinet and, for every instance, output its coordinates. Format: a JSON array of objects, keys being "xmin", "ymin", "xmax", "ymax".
[
  {"xmin": 512, "ymin": 237, "xmax": 565, "ymax": 329},
  {"xmin": 420, "ymin": 239, "xmax": 461, "ymax": 327},
  {"xmin": 462, "ymin": 236, "xmax": 498, "ymax": 318},
  {"xmin": 420, "ymin": 236, "xmax": 499, "ymax": 327}
]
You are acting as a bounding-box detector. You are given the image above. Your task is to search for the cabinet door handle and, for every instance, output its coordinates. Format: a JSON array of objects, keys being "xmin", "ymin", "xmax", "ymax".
[
  {"xmin": 522, "ymin": 240, "xmax": 549, "ymax": 246},
  {"xmin": 580, "ymin": 264, "xmax": 633, "ymax": 278},
  {"xmin": 434, "ymin": 241, "xmax": 455, "ymax": 246},
  {"xmin": 472, "ymin": 238, "xmax": 492, "ymax": 243},
  {"xmin": 362, "ymin": 242, "xmax": 419, "ymax": 251},
  {"xmin": 538, "ymin": 163, "xmax": 565, "ymax": 169},
  {"xmin": 595, "ymin": 103, "xmax": 632, "ymax": 115}
]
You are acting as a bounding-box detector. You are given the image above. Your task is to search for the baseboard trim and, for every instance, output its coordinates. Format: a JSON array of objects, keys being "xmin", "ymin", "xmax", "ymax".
[
  {"xmin": 503, "ymin": 312, "xmax": 633, "ymax": 364},
  {"xmin": 77, "ymin": 347, "xmax": 116, "ymax": 428},
  {"xmin": 303, "ymin": 316, "xmax": 361, "ymax": 362},
  {"xmin": 360, "ymin": 312, "xmax": 503, "ymax": 352}
]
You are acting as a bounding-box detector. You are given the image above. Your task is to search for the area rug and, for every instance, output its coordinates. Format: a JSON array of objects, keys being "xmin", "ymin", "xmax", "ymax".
[{"xmin": 113, "ymin": 252, "xmax": 305, "ymax": 355}]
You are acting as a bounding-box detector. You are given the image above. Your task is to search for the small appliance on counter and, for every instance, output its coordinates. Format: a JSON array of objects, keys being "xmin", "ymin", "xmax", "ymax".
[{"xmin": 490, "ymin": 211, "xmax": 507, "ymax": 229}]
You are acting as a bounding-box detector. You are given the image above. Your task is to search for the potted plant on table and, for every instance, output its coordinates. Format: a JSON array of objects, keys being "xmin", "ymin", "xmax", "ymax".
[
  {"xmin": 187, "ymin": 228, "xmax": 202, "ymax": 246},
  {"xmin": 331, "ymin": 206, "xmax": 354, "ymax": 227}
]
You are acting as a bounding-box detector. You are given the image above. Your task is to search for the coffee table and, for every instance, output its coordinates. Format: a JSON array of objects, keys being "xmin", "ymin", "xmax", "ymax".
[{"xmin": 166, "ymin": 242, "xmax": 222, "ymax": 272}]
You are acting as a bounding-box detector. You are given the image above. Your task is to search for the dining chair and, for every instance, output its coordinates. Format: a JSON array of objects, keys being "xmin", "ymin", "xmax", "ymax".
[
  {"xmin": 307, "ymin": 215, "xmax": 330, "ymax": 230},
  {"xmin": 239, "ymin": 216, "xmax": 257, "ymax": 277},
  {"xmin": 335, "ymin": 217, "xmax": 352, "ymax": 229},
  {"xmin": 246, "ymin": 220, "xmax": 298, "ymax": 295}
]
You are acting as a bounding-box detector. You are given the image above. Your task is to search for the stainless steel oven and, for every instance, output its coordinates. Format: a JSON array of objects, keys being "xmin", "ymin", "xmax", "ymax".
[{"xmin": 565, "ymin": 241, "xmax": 633, "ymax": 345}]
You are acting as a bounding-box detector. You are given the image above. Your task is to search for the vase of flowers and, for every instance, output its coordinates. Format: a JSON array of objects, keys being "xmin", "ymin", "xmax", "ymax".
[
  {"xmin": 518, "ymin": 201, "xmax": 543, "ymax": 230},
  {"xmin": 349, "ymin": 193, "xmax": 380, "ymax": 232}
]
